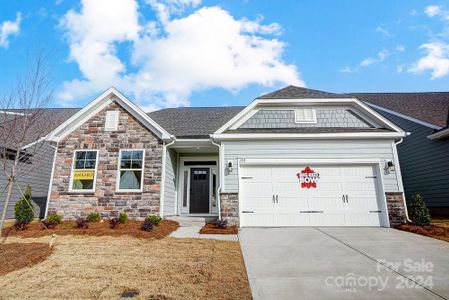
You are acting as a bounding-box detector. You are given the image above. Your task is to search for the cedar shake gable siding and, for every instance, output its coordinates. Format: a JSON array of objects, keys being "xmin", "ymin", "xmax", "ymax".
[{"xmin": 48, "ymin": 101, "xmax": 163, "ymax": 219}]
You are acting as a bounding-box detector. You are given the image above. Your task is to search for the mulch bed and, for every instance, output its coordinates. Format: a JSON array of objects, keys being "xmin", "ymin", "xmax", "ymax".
[
  {"xmin": 1, "ymin": 220, "xmax": 179, "ymax": 239},
  {"xmin": 0, "ymin": 243, "xmax": 52, "ymax": 276},
  {"xmin": 396, "ymin": 223, "xmax": 449, "ymax": 242},
  {"xmin": 199, "ymin": 223, "xmax": 238, "ymax": 234}
]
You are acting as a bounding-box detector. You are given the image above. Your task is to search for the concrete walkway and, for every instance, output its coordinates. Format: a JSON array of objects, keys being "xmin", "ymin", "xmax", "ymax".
[
  {"xmin": 167, "ymin": 216, "xmax": 238, "ymax": 241},
  {"xmin": 239, "ymin": 227, "xmax": 449, "ymax": 300}
]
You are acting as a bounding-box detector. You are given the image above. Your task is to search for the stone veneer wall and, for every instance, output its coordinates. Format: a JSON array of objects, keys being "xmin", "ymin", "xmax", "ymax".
[
  {"xmin": 48, "ymin": 101, "xmax": 163, "ymax": 219},
  {"xmin": 220, "ymin": 193, "xmax": 239, "ymax": 226},
  {"xmin": 385, "ymin": 192, "xmax": 407, "ymax": 226}
]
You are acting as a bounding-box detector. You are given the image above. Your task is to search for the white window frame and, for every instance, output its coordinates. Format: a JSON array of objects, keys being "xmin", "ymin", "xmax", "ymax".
[
  {"xmin": 116, "ymin": 149, "xmax": 145, "ymax": 193},
  {"xmin": 69, "ymin": 149, "xmax": 99, "ymax": 193},
  {"xmin": 294, "ymin": 108, "xmax": 317, "ymax": 124}
]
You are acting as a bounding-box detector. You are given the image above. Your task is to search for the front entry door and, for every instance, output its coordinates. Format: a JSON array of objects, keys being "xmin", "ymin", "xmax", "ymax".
[{"xmin": 190, "ymin": 168, "xmax": 210, "ymax": 213}]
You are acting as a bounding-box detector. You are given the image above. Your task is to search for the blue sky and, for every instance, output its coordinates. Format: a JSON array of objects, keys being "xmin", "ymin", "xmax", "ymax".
[{"xmin": 1, "ymin": 0, "xmax": 449, "ymax": 109}]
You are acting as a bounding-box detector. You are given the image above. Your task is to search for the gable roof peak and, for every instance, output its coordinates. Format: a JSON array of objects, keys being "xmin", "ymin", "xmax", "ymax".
[{"xmin": 257, "ymin": 85, "xmax": 344, "ymax": 99}]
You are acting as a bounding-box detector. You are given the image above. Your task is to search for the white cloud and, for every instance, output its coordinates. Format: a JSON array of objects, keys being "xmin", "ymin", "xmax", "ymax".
[
  {"xmin": 0, "ymin": 12, "xmax": 22, "ymax": 48},
  {"xmin": 57, "ymin": 0, "xmax": 302, "ymax": 108},
  {"xmin": 396, "ymin": 65, "xmax": 404, "ymax": 73},
  {"xmin": 360, "ymin": 49, "xmax": 389, "ymax": 67},
  {"xmin": 396, "ymin": 45, "xmax": 405, "ymax": 52},
  {"xmin": 339, "ymin": 67, "xmax": 353, "ymax": 73},
  {"xmin": 425, "ymin": 5, "xmax": 441, "ymax": 17},
  {"xmin": 409, "ymin": 42, "xmax": 449, "ymax": 79},
  {"xmin": 376, "ymin": 24, "xmax": 391, "ymax": 37},
  {"xmin": 409, "ymin": 10, "xmax": 418, "ymax": 16}
]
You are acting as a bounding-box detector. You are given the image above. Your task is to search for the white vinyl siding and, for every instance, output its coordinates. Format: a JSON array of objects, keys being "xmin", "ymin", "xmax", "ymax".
[
  {"xmin": 222, "ymin": 140, "xmax": 400, "ymax": 193},
  {"xmin": 163, "ymin": 149, "xmax": 177, "ymax": 215}
]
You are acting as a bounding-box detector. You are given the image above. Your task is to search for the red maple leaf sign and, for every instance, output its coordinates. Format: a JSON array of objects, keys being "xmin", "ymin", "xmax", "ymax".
[{"xmin": 296, "ymin": 166, "xmax": 320, "ymax": 189}]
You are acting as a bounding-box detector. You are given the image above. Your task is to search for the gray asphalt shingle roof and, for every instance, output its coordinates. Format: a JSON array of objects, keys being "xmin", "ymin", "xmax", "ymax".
[
  {"xmin": 348, "ymin": 92, "xmax": 449, "ymax": 128},
  {"xmin": 148, "ymin": 106, "xmax": 245, "ymax": 138},
  {"xmin": 257, "ymin": 85, "xmax": 343, "ymax": 99}
]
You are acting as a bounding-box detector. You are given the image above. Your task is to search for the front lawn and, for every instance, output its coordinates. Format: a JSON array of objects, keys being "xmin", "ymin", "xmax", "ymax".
[{"xmin": 0, "ymin": 235, "xmax": 251, "ymax": 299}]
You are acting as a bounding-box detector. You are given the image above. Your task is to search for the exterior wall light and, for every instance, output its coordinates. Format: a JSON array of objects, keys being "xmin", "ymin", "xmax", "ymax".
[{"xmin": 227, "ymin": 160, "xmax": 234, "ymax": 173}]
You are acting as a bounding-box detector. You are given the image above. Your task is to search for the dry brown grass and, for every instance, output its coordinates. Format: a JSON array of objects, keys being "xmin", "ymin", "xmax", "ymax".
[
  {"xmin": 0, "ymin": 243, "xmax": 52, "ymax": 276},
  {"xmin": 432, "ymin": 218, "xmax": 449, "ymax": 229},
  {"xmin": 2, "ymin": 220, "xmax": 179, "ymax": 239},
  {"xmin": 0, "ymin": 235, "xmax": 251, "ymax": 300}
]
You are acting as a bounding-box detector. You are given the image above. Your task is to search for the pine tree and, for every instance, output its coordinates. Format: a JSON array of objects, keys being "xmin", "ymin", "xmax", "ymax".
[
  {"xmin": 14, "ymin": 185, "xmax": 35, "ymax": 224},
  {"xmin": 408, "ymin": 194, "xmax": 431, "ymax": 226}
]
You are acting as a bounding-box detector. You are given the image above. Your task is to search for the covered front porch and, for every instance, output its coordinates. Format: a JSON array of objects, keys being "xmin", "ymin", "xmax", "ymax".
[{"xmin": 162, "ymin": 139, "xmax": 221, "ymax": 218}]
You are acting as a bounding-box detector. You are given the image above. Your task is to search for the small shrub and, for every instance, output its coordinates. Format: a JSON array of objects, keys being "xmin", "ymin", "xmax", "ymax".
[
  {"xmin": 214, "ymin": 219, "xmax": 228, "ymax": 229},
  {"xmin": 14, "ymin": 220, "xmax": 28, "ymax": 230},
  {"xmin": 75, "ymin": 218, "xmax": 89, "ymax": 229},
  {"xmin": 109, "ymin": 218, "xmax": 121, "ymax": 229},
  {"xmin": 14, "ymin": 185, "xmax": 34, "ymax": 225},
  {"xmin": 119, "ymin": 212, "xmax": 128, "ymax": 224},
  {"xmin": 145, "ymin": 215, "xmax": 162, "ymax": 226},
  {"xmin": 86, "ymin": 212, "xmax": 101, "ymax": 223},
  {"xmin": 141, "ymin": 219, "xmax": 154, "ymax": 232},
  {"xmin": 46, "ymin": 214, "xmax": 63, "ymax": 225},
  {"xmin": 408, "ymin": 194, "xmax": 431, "ymax": 226},
  {"xmin": 41, "ymin": 219, "xmax": 58, "ymax": 229}
]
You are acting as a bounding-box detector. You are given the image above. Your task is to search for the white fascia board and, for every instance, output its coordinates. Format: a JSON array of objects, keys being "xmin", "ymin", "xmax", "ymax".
[
  {"xmin": 428, "ymin": 128, "xmax": 449, "ymax": 140},
  {"xmin": 239, "ymin": 158, "xmax": 382, "ymax": 166},
  {"xmin": 365, "ymin": 102, "xmax": 442, "ymax": 130},
  {"xmin": 47, "ymin": 87, "xmax": 171, "ymax": 142},
  {"xmin": 215, "ymin": 97, "xmax": 406, "ymax": 134},
  {"xmin": 212, "ymin": 132, "xmax": 407, "ymax": 140}
]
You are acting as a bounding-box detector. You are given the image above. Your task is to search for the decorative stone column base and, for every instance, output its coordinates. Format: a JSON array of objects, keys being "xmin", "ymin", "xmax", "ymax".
[
  {"xmin": 220, "ymin": 193, "xmax": 239, "ymax": 226},
  {"xmin": 386, "ymin": 192, "xmax": 407, "ymax": 226}
]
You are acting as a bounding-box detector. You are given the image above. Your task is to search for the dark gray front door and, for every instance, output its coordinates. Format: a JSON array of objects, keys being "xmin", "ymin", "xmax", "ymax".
[{"xmin": 190, "ymin": 168, "xmax": 210, "ymax": 213}]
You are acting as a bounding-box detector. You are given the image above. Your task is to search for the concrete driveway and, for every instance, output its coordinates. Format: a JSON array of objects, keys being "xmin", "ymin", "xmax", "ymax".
[{"xmin": 239, "ymin": 227, "xmax": 449, "ymax": 300}]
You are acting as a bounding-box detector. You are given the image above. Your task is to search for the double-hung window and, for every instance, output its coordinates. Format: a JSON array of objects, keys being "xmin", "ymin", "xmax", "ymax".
[
  {"xmin": 70, "ymin": 150, "xmax": 98, "ymax": 192},
  {"xmin": 118, "ymin": 150, "xmax": 145, "ymax": 192}
]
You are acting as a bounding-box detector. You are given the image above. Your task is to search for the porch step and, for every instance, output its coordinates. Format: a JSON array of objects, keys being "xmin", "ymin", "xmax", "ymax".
[{"xmin": 166, "ymin": 216, "xmax": 218, "ymax": 227}]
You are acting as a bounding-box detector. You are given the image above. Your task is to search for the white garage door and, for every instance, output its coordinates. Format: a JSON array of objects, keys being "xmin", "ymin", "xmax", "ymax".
[{"xmin": 240, "ymin": 165, "xmax": 386, "ymax": 227}]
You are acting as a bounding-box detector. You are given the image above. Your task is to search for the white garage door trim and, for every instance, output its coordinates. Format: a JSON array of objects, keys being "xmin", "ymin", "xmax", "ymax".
[{"xmin": 238, "ymin": 158, "xmax": 390, "ymax": 227}]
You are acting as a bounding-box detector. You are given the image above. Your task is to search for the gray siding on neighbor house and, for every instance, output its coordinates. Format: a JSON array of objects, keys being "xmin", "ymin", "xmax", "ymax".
[
  {"xmin": 163, "ymin": 148, "xmax": 177, "ymax": 216},
  {"xmin": 239, "ymin": 107, "xmax": 372, "ymax": 129},
  {"xmin": 375, "ymin": 109, "xmax": 449, "ymax": 208},
  {"xmin": 222, "ymin": 139, "xmax": 401, "ymax": 193},
  {"xmin": 0, "ymin": 141, "xmax": 55, "ymax": 219}
]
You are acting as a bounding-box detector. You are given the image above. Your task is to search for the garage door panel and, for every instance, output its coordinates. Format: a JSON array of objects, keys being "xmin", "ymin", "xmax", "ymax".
[
  {"xmin": 241, "ymin": 167, "xmax": 272, "ymax": 182},
  {"xmin": 240, "ymin": 182, "xmax": 273, "ymax": 197},
  {"xmin": 241, "ymin": 213, "xmax": 273, "ymax": 227},
  {"xmin": 240, "ymin": 164, "xmax": 386, "ymax": 227},
  {"xmin": 309, "ymin": 213, "xmax": 346, "ymax": 226},
  {"xmin": 275, "ymin": 213, "xmax": 310, "ymax": 226},
  {"xmin": 309, "ymin": 196, "xmax": 344, "ymax": 211},
  {"xmin": 345, "ymin": 213, "xmax": 381, "ymax": 226}
]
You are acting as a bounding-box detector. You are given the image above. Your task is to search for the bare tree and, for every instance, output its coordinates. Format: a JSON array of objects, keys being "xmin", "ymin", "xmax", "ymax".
[{"xmin": 0, "ymin": 53, "xmax": 53, "ymax": 237}]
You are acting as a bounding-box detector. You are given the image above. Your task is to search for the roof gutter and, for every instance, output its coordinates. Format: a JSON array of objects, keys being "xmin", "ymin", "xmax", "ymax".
[
  {"xmin": 427, "ymin": 128, "xmax": 449, "ymax": 140},
  {"xmin": 212, "ymin": 132, "xmax": 408, "ymax": 140}
]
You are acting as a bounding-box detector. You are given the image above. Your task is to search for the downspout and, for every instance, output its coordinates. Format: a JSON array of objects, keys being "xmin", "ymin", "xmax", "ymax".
[
  {"xmin": 159, "ymin": 136, "xmax": 176, "ymax": 218},
  {"xmin": 210, "ymin": 139, "xmax": 222, "ymax": 220},
  {"xmin": 393, "ymin": 137, "xmax": 411, "ymax": 223},
  {"xmin": 44, "ymin": 141, "xmax": 58, "ymax": 219}
]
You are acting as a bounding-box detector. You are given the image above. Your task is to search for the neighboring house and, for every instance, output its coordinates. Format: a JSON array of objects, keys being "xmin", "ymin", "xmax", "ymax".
[
  {"xmin": 350, "ymin": 93, "xmax": 449, "ymax": 217},
  {"xmin": 0, "ymin": 108, "xmax": 79, "ymax": 218},
  {"xmin": 45, "ymin": 86, "xmax": 408, "ymax": 227}
]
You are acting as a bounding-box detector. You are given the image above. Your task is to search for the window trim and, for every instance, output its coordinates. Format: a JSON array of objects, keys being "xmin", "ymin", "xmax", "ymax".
[
  {"xmin": 68, "ymin": 149, "xmax": 99, "ymax": 193},
  {"xmin": 116, "ymin": 149, "xmax": 145, "ymax": 193},
  {"xmin": 294, "ymin": 108, "xmax": 317, "ymax": 124}
]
